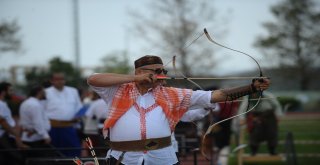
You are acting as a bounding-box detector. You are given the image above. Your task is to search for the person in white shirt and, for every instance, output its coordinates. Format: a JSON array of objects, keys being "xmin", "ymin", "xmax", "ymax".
[
  {"xmin": 44, "ymin": 72, "xmax": 83, "ymax": 157},
  {"xmin": 19, "ymin": 85, "xmax": 60, "ymax": 160},
  {"xmin": 0, "ymin": 82, "xmax": 28, "ymax": 165},
  {"xmin": 85, "ymin": 94, "xmax": 109, "ymax": 131},
  {"xmin": 87, "ymin": 55, "xmax": 271, "ymax": 165},
  {"xmin": 172, "ymin": 106, "xmax": 218, "ymax": 164},
  {"xmin": 83, "ymin": 93, "xmax": 109, "ymax": 156}
]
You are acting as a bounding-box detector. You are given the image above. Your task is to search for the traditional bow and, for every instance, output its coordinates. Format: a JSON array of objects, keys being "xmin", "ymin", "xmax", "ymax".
[
  {"xmin": 205, "ymin": 28, "xmax": 265, "ymax": 160},
  {"xmin": 203, "ymin": 28, "xmax": 265, "ymax": 160},
  {"xmin": 201, "ymin": 28, "xmax": 264, "ymax": 134},
  {"xmin": 164, "ymin": 28, "xmax": 265, "ymax": 160}
]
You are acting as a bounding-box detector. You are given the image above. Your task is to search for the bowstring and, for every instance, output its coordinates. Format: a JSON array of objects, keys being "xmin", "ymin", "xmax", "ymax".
[
  {"xmin": 200, "ymin": 28, "xmax": 264, "ymax": 160},
  {"xmin": 167, "ymin": 30, "xmax": 209, "ymax": 140}
]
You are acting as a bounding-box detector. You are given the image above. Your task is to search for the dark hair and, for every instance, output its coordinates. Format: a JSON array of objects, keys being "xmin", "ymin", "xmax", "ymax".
[
  {"xmin": 28, "ymin": 85, "xmax": 43, "ymax": 97},
  {"xmin": 0, "ymin": 82, "xmax": 11, "ymax": 93},
  {"xmin": 134, "ymin": 55, "xmax": 163, "ymax": 68}
]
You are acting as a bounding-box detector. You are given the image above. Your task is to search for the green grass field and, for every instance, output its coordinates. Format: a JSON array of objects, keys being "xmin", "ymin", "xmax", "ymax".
[{"xmin": 228, "ymin": 114, "xmax": 320, "ymax": 165}]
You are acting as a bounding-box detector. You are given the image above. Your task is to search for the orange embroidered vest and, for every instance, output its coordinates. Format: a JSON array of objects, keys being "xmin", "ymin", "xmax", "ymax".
[{"xmin": 103, "ymin": 82, "xmax": 192, "ymax": 131}]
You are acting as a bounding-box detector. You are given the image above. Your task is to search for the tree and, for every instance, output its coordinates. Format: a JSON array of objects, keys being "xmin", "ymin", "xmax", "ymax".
[
  {"xmin": 255, "ymin": 0, "xmax": 320, "ymax": 90},
  {"xmin": 24, "ymin": 57, "xmax": 85, "ymax": 92},
  {"xmin": 48, "ymin": 57, "xmax": 83, "ymax": 87},
  {"xmin": 95, "ymin": 51, "xmax": 131, "ymax": 74},
  {"xmin": 24, "ymin": 66, "xmax": 49, "ymax": 88},
  {"xmin": 0, "ymin": 20, "xmax": 22, "ymax": 53},
  {"xmin": 129, "ymin": 0, "xmax": 227, "ymax": 76}
]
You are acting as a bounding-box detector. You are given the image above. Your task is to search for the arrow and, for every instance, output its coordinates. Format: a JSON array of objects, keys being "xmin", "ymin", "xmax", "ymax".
[{"xmin": 156, "ymin": 75, "xmax": 269, "ymax": 80}]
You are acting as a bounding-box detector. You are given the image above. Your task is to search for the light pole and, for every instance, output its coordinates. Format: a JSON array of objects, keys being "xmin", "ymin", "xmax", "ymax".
[{"xmin": 73, "ymin": 0, "xmax": 80, "ymax": 70}]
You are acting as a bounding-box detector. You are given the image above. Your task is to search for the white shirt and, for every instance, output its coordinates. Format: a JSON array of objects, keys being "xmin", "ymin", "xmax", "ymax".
[
  {"xmin": 85, "ymin": 98, "xmax": 109, "ymax": 131},
  {"xmin": 172, "ymin": 106, "xmax": 218, "ymax": 152},
  {"xmin": 85, "ymin": 98, "xmax": 108, "ymax": 120},
  {"xmin": 180, "ymin": 104, "xmax": 218, "ymax": 122},
  {"xmin": 19, "ymin": 97, "xmax": 51, "ymax": 142},
  {"xmin": 0, "ymin": 100, "xmax": 15, "ymax": 137},
  {"xmin": 44, "ymin": 86, "xmax": 83, "ymax": 120},
  {"xmin": 91, "ymin": 85, "xmax": 213, "ymax": 165}
]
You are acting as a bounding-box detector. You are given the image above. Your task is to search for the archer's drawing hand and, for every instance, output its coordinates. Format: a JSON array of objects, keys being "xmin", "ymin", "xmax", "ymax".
[{"xmin": 134, "ymin": 73, "xmax": 155, "ymax": 84}]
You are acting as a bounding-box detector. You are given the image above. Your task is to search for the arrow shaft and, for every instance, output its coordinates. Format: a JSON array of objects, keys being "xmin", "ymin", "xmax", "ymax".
[
  {"xmin": 158, "ymin": 76, "xmax": 268, "ymax": 80},
  {"xmin": 215, "ymin": 97, "xmax": 276, "ymax": 104}
]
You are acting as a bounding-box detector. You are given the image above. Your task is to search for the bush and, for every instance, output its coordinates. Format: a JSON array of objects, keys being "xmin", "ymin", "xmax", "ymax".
[
  {"xmin": 277, "ymin": 96, "xmax": 302, "ymax": 112},
  {"xmin": 304, "ymin": 100, "xmax": 320, "ymax": 112}
]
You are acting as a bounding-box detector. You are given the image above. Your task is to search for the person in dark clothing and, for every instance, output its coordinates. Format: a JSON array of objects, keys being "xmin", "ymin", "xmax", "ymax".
[
  {"xmin": 0, "ymin": 82, "xmax": 29, "ymax": 165},
  {"xmin": 238, "ymin": 91, "xmax": 282, "ymax": 155}
]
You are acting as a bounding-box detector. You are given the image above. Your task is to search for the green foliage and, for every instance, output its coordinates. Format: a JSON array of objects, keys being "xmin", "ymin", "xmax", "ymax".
[
  {"xmin": 48, "ymin": 57, "xmax": 83, "ymax": 87},
  {"xmin": 277, "ymin": 96, "xmax": 302, "ymax": 112},
  {"xmin": 23, "ymin": 56, "xmax": 85, "ymax": 93},
  {"xmin": 25, "ymin": 67, "xmax": 50, "ymax": 87},
  {"xmin": 22, "ymin": 53, "xmax": 131, "ymax": 95},
  {"xmin": 96, "ymin": 52, "xmax": 131, "ymax": 74},
  {"xmin": 254, "ymin": 0, "xmax": 320, "ymax": 90}
]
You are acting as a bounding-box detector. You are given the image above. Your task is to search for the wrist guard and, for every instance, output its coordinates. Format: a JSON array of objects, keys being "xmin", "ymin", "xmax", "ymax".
[{"xmin": 221, "ymin": 84, "xmax": 257, "ymax": 100}]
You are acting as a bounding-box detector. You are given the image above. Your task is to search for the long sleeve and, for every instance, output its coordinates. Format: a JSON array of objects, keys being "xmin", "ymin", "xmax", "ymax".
[
  {"xmin": 237, "ymin": 96, "xmax": 249, "ymax": 120},
  {"xmin": 20, "ymin": 98, "xmax": 50, "ymax": 141},
  {"xmin": 180, "ymin": 109, "xmax": 209, "ymax": 122}
]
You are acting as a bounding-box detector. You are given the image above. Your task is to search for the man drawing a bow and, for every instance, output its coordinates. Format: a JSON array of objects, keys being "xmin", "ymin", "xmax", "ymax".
[{"xmin": 87, "ymin": 55, "xmax": 270, "ymax": 165}]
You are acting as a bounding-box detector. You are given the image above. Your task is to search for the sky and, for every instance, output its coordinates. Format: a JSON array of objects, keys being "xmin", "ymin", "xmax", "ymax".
[{"xmin": 0, "ymin": 0, "xmax": 280, "ymax": 80}]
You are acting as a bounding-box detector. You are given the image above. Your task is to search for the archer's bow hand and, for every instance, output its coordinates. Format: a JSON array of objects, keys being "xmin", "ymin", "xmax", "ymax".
[{"xmin": 252, "ymin": 77, "xmax": 271, "ymax": 91}]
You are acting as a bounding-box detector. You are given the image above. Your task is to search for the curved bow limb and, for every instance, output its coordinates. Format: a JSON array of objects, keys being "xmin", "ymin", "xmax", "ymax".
[{"xmin": 204, "ymin": 28, "xmax": 263, "ymax": 77}]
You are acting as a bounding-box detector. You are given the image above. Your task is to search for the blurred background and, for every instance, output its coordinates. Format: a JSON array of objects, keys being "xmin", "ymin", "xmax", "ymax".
[{"xmin": 0, "ymin": 0, "xmax": 319, "ymax": 164}]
